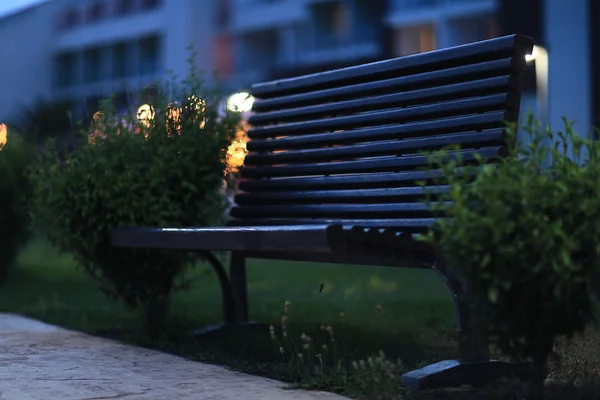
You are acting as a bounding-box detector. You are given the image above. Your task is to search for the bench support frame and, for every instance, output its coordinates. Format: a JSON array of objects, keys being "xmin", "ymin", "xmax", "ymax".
[
  {"xmin": 400, "ymin": 257, "xmax": 516, "ymax": 390},
  {"xmin": 199, "ymin": 248, "xmax": 515, "ymax": 390},
  {"xmin": 196, "ymin": 251, "xmax": 249, "ymax": 326}
]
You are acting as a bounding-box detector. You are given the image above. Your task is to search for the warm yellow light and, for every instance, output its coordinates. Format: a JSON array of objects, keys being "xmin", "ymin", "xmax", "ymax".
[
  {"xmin": 227, "ymin": 139, "xmax": 248, "ymax": 170},
  {"xmin": 0, "ymin": 123, "xmax": 7, "ymax": 149},
  {"xmin": 166, "ymin": 102, "xmax": 182, "ymax": 136},
  {"xmin": 185, "ymin": 96, "xmax": 207, "ymax": 129},
  {"xmin": 186, "ymin": 96, "xmax": 205, "ymax": 111},
  {"xmin": 166, "ymin": 105, "xmax": 180, "ymax": 121},
  {"xmin": 88, "ymin": 112, "xmax": 108, "ymax": 144},
  {"xmin": 226, "ymin": 120, "xmax": 250, "ymax": 173},
  {"xmin": 227, "ymin": 92, "xmax": 254, "ymax": 113},
  {"xmin": 137, "ymin": 104, "xmax": 155, "ymax": 127}
]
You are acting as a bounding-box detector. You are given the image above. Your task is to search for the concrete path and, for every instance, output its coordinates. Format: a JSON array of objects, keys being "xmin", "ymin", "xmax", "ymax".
[{"xmin": 0, "ymin": 314, "xmax": 347, "ymax": 400}]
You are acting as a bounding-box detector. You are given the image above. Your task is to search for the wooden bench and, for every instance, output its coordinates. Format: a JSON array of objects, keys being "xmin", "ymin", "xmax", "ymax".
[{"xmin": 112, "ymin": 34, "xmax": 534, "ymax": 390}]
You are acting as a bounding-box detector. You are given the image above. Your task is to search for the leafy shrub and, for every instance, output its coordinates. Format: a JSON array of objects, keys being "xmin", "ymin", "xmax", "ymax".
[
  {"xmin": 29, "ymin": 63, "xmax": 240, "ymax": 332},
  {"xmin": 15, "ymin": 98, "xmax": 74, "ymax": 145},
  {"xmin": 425, "ymin": 115, "xmax": 600, "ymax": 399},
  {"xmin": 0, "ymin": 131, "xmax": 34, "ymax": 285}
]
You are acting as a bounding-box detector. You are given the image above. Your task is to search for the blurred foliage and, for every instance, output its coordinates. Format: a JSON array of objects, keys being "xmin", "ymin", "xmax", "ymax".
[
  {"xmin": 0, "ymin": 130, "xmax": 35, "ymax": 285},
  {"xmin": 14, "ymin": 98, "xmax": 75, "ymax": 146},
  {"xmin": 424, "ymin": 114, "xmax": 600, "ymax": 399},
  {"xmin": 29, "ymin": 55, "xmax": 240, "ymax": 333}
]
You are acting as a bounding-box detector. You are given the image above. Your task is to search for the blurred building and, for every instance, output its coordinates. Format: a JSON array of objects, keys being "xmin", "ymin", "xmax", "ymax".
[
  {"xmin": 0, "ymin": 1, "xmax": 60, "ymax": 122},
  {"xmin": 0, "ymin": 0, "xmax": 221, "ymax": 122},
  {"xmin": 0, "ymin": 0, "xmax": 597, "ymax": 136},
  {"xmin": 228, "ymin": 0, "xmax": 499, "ymax": 87},
  {"xmin": 227, "ymin": 0, "xmax": 387, "ymax": 85}
]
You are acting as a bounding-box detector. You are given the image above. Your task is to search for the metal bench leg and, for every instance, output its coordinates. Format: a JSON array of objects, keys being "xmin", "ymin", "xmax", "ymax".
[
  {"xmin": 230, "ymin": 252, "xmax": 249, "ymax": 323},
  {"xmin": 400, "ymin": 257, "xmax": 515, "ymax": 390},
  {"xmin": 189, "ymin": 252, "xmax": 253, "ymax": 336},
  {"xmin": 198, "ymin": 251, "xmax": 236, "ymax": 324}
]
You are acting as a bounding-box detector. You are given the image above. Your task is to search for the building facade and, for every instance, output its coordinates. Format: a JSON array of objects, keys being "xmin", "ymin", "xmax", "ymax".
[
  {"xmin": 0, "ymin": 0, "xmax": 223, "ymax": 122},
  {"xmin": 0, "ymin": 1, "xmax": 60, "ymax": 122},
  {"xmin": 227, "ymin": 0, "xmax": 499, "ymax": 88},
  {"xmin": 0, "ymin": 0, "xmax": 597, "ymax": 137}
]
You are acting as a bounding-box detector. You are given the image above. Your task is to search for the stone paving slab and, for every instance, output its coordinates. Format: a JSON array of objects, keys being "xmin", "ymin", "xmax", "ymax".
[{"xmin": 0, "ymin": 314, "xmax": 347, "ymax": 400}]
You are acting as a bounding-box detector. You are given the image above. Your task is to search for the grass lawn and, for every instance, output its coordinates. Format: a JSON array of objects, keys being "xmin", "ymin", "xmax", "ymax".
[{"xmin": 3, "ymin": 239, "xmax": 600, "ymax": 399}]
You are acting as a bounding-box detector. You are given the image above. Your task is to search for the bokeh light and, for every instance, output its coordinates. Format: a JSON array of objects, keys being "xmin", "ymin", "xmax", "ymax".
[
  {"xmin": 227, "ymin": 92, "xmax": 254, "ymax": 113},
  {"xmin": 0, "ymin": 123, "xmax": 7, "ymax": 150}
]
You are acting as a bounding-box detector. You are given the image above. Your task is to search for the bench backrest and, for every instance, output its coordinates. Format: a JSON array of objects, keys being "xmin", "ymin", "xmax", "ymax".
[{"xmin": 230, "ymin": 35, "xmax": 534, "ymax": 232}]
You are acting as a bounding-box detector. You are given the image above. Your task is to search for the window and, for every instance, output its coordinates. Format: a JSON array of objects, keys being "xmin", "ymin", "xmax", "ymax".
[
  {"xmin": 87, "ymin": 2, "xmax": 106, "ymax": 22},
  {"xmin": 63, "ymin": 9, "xmax": 78, "ymax": 29},
  {"xmin": 140, "ymin": 0, "xmax": 161, "ymax": 10},
  {"xmin": 83, "ymin": 47, "xmax": 102, "ymax": 83},
  {"xmin": 214, "ymin": 35, "xmax": 234, "ymax": 78},
  {"xmin": 139, "ymin": 35, "xmax": 161, "ymax": 75},
  {"xmin": 112, "ymin": 42, "xmax": 129, "ymax": 79},
  {"xmin": 392, "ymin": 25, "xmax": 436, "ymax": 57},
  {"xmin": 114, "ymin": 0, "xmax": 134, "ymax": 15},
  {"xmin": 215, "ymin": 0, "xmax": 230, "ymax": 28},
  {"xmin": 55, "ymin": 53, "xmax": 76, "ymax": 88},
  {"xmin": 312, "ymin": 1, "xmax": 351, "ymax": 49}
]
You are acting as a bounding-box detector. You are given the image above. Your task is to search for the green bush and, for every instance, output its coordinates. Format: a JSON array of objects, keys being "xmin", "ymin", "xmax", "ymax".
[
  {"xmin": 425, "ymin": 115, "xmax": 600, "ymax": 399},
  {"xmin": 29, "ymin": 65, "xmax": 240, "ymax": 332},
  {"xmin": 0, "ymin": 131, "xmax": 34, "ymax": 285}
]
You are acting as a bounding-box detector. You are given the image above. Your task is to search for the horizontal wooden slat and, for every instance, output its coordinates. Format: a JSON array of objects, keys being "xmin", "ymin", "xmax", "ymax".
[
  {"xmin": 248, "ymin": 76, "xmax": 514, "ymax": 138},
  {"xmin": 235, "ymin": 185, "xmax": 449, "ymax": 205},
  {"xmin": 238, "ymin": 168, "xmax": 478, "ymax": 192},
  {"xmin": 247, "ymin": 113, "xmax": 506, "ymax": 153},
  {"xmin": 250, "ymin": 58, "xmax": 517, "ymax": 113},
  {"xmin": 111, "ymin": 225, "xmax": 335, "ymax": 252},
  {"xmin": 231, "ymin": 202, "xmax": 446, "ymax": 219},
  {"xmin": 227, "ymin": 218, "xmax": 437, "ymax": 233},
  {"xmin": 250, "ymin": 35, "xmax": 533, "ymax": 98},
  {"xmin": 242, "ymin": 250, "xmax": 433, "ymax": 269},
  {"xmin": 242, "ymin": 147, "xmax": 501, "ymax": 179},
  {"xmin": 246, "ymin": 129, "xmax": 504, "ymax": 166},
  {"xmin": 250, "ymin": 80, "xmax": 515, "ymax": 127}
]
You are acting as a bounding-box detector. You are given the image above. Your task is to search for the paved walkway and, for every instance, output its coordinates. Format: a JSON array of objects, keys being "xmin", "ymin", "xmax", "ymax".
[{"xmin": 0, "ymin": 314, "xmax": 347, "ymax": 400}]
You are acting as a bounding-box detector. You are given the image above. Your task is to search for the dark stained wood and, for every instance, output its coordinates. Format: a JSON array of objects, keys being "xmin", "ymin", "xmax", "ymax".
[
  {"xmin": 111, "ymin": 225, "xmax": 335, "ymax": 252},
  {"xmin": 245, "ymin": 130, "xmax": 505, "ymax": 165},
  {"xmin": 238, "ymin": 169, "xmax": 454, "ymax": 192},
  {"xmin": 230, "ymin": 202, "xmax": 446, "ymax": 219},
  {"xmin": 234, "ymin": 185, "xmax": 450, "ymax": 206},
  {"xmin": 251, "ymin": 35, "xmax": 533, "ymax": 98},
  {"xmin": 240, "ymin": 250, "xmax": 433, "ymax": 269},
  {"xmin": 225, "ymin": 218, "xmax": 437, "ymax": 233},
  {"xmin": 250, "ymin": 58, "xmax": 518, "ymax": 114},
  {"xmin": 241, "ymin": 147, "xmax": 503, "ymax": 179},
  {"xmin": 249, "ymin": 80, "xmax": 516, "ymax": 127},
  {"xmin": 248, "ymin": 82, "xmax": 514, "ymax": 138},
  {"xmin": 246, "ymin": 113, "xmax": 508, "ymax": 151}
]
